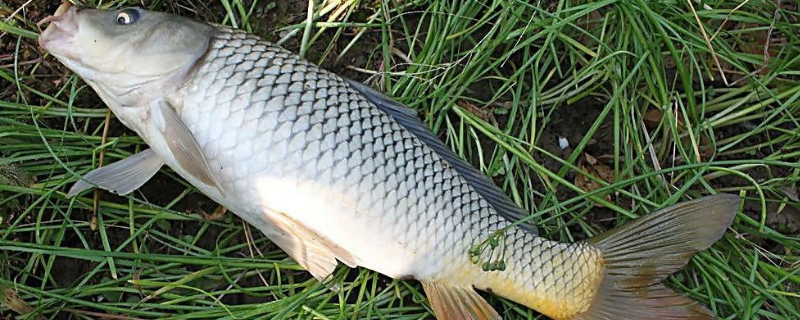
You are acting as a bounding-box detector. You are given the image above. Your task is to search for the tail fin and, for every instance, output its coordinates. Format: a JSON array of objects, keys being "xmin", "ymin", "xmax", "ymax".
[{"xmin": 573, "ymin": 194, "xmax": 739, "ymax": 320}]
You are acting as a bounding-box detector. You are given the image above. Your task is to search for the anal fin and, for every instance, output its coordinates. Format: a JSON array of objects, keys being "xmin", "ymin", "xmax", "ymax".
[
  {"xmin": 421, "ymin": 281, "xmax": 500, "ymax": 320},
  {"xmin": 66, "ymin": 148, "xmax": 163, "ymax": 197}
]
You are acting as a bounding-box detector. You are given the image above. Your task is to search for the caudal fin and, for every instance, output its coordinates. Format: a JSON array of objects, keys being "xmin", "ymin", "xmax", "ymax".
[{"xmin": 573, "ymin": 194, "xmax": 739, "ymax": 320}]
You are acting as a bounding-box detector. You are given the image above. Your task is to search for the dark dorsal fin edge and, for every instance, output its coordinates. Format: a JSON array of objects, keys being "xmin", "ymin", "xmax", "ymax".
[{"xmin": 343, "ymin": 78, "xmax": 538, "ymax": 234}]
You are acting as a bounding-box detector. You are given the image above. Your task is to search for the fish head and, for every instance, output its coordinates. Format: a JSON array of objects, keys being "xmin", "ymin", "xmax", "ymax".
[{"xmin": 38, "ymin": 2, "xmax": 213, "ymax": 108}]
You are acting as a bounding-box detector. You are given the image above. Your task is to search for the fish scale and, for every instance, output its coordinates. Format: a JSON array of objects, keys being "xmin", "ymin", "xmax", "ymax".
[{"xmin": 175, "ymin": 27, "xmax": 604, "ymax": 318}]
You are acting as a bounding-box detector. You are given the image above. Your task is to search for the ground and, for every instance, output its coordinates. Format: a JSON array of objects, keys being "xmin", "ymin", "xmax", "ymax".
[{"xmin": 1, "ymin": 0, "xmax": 799, "ymax": 319}]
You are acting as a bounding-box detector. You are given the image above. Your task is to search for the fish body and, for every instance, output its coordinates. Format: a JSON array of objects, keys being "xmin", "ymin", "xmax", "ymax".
[
  {"xmin": 153, "ymin": 28, "xmax": 605, "ymax": 317},
  {"xmin": 40, "ymin": 3, "xmax": 739, "ymax": 320}
]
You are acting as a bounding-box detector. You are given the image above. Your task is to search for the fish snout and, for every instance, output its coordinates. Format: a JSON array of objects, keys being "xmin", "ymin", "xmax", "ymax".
[{"xmin": 38, "ymin": 2, "xmax": 80, "ymax": 52}]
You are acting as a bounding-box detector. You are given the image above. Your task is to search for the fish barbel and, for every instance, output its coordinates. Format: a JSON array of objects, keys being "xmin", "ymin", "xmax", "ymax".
[{"xmin": 39, "ymin": 2, "xmax": 739, "ymax": 319}]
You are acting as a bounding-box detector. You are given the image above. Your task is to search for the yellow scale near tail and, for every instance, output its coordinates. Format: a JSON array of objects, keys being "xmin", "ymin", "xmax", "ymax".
[{"xmin": 472, "ymin": 240, "xmax": 606, "ymax": 320}]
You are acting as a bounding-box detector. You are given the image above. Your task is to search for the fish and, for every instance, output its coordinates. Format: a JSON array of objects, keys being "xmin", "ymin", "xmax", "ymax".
[{"xmin": 38, "ymin": 2, "xmax": 739, "ymax": 319}]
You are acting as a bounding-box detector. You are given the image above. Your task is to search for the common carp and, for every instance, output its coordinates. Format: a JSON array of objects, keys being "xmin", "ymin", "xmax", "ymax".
[{"xmin": 39, "ymin": 2, "xmax": 739, "ymax": 319}]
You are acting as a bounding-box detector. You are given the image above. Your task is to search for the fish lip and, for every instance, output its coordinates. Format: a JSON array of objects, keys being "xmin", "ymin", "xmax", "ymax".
[{"xmin": 38, "ymin": 2, "xmax": 80, "ymax": 55}]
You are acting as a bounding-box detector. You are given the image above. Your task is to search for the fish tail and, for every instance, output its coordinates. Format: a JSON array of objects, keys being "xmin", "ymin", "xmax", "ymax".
[{"xmin": 571, "ymin": 194, "xmax": 739, "ymax": 320}]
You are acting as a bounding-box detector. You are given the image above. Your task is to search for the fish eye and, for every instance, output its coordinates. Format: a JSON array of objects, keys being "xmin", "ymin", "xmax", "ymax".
[{"xmin": 116, "ymin": 8, "xmax": 141, "ymax": 25}]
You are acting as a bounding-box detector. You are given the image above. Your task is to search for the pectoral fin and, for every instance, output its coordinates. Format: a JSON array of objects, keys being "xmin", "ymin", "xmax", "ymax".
[
  {"xmin": 421, "ymin": 281, "xmax": 500, "ymax": 320},
  {"xmin": 66, "ymin": 148, "xmax": 164, "ymax": 198},
  {"xmin": 152, "ymin": 101, "xmax": 225, "ymax": 196},
  {"xmin": 262, "ymin": 208, "xmax": 357, "ymax": 282}
]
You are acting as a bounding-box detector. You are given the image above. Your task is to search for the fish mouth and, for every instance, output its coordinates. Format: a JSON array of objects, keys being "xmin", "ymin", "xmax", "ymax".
[{"xmin": 38, "ymin": 2, "xmax": 80, "ymax": 56}]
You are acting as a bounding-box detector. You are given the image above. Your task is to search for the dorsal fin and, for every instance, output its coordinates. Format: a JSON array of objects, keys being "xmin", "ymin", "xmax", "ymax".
[{"xmin": 344, "ymin": 78, "xmax": 538, "ymax": 234}]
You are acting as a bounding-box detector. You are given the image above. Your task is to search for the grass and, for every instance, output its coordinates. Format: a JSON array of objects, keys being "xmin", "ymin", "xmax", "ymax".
[{"xmin": 1, "ymin": 0, "xmax": 799, "ymax": 319}]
